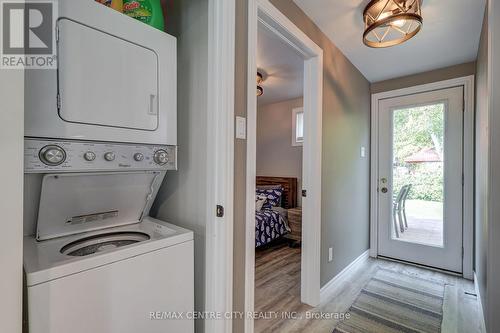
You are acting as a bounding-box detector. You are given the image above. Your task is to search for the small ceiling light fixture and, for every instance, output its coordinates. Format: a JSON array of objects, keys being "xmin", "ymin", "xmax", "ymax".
[
  {"xmin": 257, "ymin": 72, "xmax": 264, "ymax": 97},
  {"xmin": 363, "ymin": 0, "xmax": 423, "ymax": 48}
]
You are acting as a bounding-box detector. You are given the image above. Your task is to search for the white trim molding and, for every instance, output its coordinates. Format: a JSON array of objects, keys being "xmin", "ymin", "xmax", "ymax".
[
  {"xmin": 205, "ymin": 0, "xmax": 235, "ymax": 332},
  {"xmin": 370, "ymin": 75, "xmax": 475, "ymax": 279},
  {"xmin": 320, "ymin": 251, "xmax": 370, "ymax": 303},
  {"xmin": 245, "ymin": 3, "xmax": 258, "ymax": 333},
  {"xmin": 474, "ymin": 273, "xmax": 487, "ymax": 333},
  {"xmin": 246, "ymin": 0, "xmax": 323, "ymax": 332}
]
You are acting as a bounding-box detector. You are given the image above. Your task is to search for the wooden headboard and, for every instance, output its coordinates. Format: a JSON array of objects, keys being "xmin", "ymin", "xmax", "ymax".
[{"xmin": 256, "ymin": 176, "xmax": 298, "ymax": 209}]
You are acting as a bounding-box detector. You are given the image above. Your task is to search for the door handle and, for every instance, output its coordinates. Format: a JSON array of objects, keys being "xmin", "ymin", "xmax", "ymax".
[{"xmin": 148, "ymin": 94, "xmax": 157, "ymax": 115}]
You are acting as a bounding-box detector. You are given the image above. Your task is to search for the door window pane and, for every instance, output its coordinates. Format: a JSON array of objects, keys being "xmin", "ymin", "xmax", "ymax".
[{"xmin": 392, "ymin": 103, "xmax": 444, "ymax": 247}]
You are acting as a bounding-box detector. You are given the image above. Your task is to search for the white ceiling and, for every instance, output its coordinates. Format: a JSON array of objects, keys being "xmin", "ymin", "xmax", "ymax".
[
  {"xmin": 293, "ymin": 0, "xmax": 486, "ymax": 82},
  {"xmin": 257, "ymin": 23, "xmax": 304, "ymax": 106}
]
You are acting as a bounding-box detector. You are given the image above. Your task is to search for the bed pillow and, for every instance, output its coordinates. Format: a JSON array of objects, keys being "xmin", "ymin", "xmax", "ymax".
[
  {"xmin": 257, "ymin": 185, "xmax": 284, "ymax": 207},
  {"xmin": 255, "ymin": 194, "xmax": 267, "ymax": 212},
  {"xmin": 256, "ymin": 187, "xmax": 284, "ymax": 209}
]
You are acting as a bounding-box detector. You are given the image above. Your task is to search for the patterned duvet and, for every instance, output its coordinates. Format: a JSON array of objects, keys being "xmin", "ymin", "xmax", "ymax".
[{"xmin": 255, "ymin": 209, "xmax": 290, "ymax": 247}]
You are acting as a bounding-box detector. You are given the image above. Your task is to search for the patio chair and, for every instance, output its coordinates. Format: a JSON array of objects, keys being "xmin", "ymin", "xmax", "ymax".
[
  {"xmin": 396, "ymin": 186, "xmax": 408, "ymax": 234},
  {"xmin": 401, "ymin": 184, "xmax": 412, "ymax": 230},
  {"xmin": 392, "ymin": 185, "xmax": 408, "ymax": 238}
]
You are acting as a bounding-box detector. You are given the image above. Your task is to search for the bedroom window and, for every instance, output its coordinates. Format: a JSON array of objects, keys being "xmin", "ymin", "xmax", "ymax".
[{"xmin": 292, "ymin": 107, "xmax": 304, "ymax": 146}]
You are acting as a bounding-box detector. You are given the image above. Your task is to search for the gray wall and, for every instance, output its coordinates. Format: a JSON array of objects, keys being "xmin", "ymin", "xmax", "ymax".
[
  {"xmin": 475, "ymin": 1, "xmax": 500, "ymax": 331},
  {"xmin": 268, "ymin": 0, "xmax": 371, "ymax": 288},
  {"xmin": 232, "ymin": 0, "xmax": 249, "ymax": 332},
  {"xmin": 0, "ymin": 66, "xmax": 24, "ymax": 333},
  {"xmin": 371, "ymin": 62, "xmax": 476, "ymax": 94},
  {"xmin": 488, "ymin": 0, "xmax": 500, "ymax": 329},
  {"xmin": 150, "ymin": 1, "xmax": 208, "ymax": 332},
  {"xmin": 257, "ymin": 98, "xmax": 303, "ymax": 206},
  {"xmin": 233, "ymin": 1, "xmax": 371, "ymax": 331}
]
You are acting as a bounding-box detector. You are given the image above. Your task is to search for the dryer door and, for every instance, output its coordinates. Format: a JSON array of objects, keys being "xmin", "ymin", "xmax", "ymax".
[{"xmin": 57, "ymin": 18, "xmax": 159, "ymax": 131}]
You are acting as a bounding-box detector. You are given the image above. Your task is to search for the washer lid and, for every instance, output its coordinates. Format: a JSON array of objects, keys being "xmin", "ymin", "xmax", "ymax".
[{"xmin": 36, "ymin": 171, "xmax": 164, "ymax": 241}]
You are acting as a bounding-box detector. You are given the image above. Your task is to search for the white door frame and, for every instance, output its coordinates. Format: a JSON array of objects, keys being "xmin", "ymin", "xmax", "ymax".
[
  {"xmin": 205, "ymin": 0, "xmax": 235, "ymax": 333},
  {"xmin": 370, "ymin": 75, "xmax": 475, "ymax": 279},
  {"xmin": 246, "ymin": 1, "xmax": 323, "ymax": 332},
  {"xmin": 0, "ymin": 64, "xmax": 24, "ymax": 333}
]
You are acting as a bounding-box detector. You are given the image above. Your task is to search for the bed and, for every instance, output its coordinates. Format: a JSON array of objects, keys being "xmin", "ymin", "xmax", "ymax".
[{"xmin": 255, "ymin": 177, "xmax": 298, "ymax": 247}]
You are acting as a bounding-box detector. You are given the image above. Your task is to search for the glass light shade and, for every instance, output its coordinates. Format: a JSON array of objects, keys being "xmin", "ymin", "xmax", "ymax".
[{"xmin": 363, "ymin": 0, "xmax": 423, "ymax": 48}]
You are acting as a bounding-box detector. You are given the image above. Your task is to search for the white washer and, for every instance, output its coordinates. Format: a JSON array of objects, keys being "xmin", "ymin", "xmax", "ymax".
[
  {"xmin": 23, "ymin": 140, "xmax": 194, "ymax": 333},
  {"xmin": 24, "ymin": 218, "xmax": 194, "ymax": 333}
]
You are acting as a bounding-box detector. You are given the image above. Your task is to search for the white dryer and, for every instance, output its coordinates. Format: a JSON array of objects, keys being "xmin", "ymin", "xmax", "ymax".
[{"xmin": 25, "ymin": 0, "xmax": 176, "ymax": 145}]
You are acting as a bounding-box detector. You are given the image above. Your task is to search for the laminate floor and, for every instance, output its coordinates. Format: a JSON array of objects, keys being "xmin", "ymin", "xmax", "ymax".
[{"xmin": 254, "ymin": 243, "xmax": 483, "ymax": 333}]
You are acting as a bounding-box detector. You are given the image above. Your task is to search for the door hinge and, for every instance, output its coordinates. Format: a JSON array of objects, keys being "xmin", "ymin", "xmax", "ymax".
[
  {"xmin": 56, "ymin": 93, "xmax": 61, "ymax": 110},
  {"xmin": 302, "ymin": 190, "xmax": 307, "ymax": 198},
  {"xmin": 462, "ymin": 173, "xmax": 465, "ymax": 186},
  {"xmin": 462, "ymin": 247, "xmax": 464, "ymax": 258},
  {"xmin": 55, "ymin": 25, "xmax": 60, "ymax": 42},
  {"xmin": 216, "ymin": 205, "xmax": 224, "ymax": 218}
]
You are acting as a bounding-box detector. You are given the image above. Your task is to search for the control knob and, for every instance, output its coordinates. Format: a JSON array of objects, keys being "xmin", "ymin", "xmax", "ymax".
[
  {"xmin": 153, "ymin": 150, "xmax": 169, "ymax": 165},
  {"xmin": 134, "ymin": 153, "xmax": 145, "ymax": 162},
  {"xmin": 104, "ymin": 152, "xmax": 116, "ymax": 162},
  {"xmin": 84, "ymin": 151, "xmax": 96, "ymax": 161},
  {"xmin": 39, "ymin": 145, "xmax": 66, "ymax": 166}
]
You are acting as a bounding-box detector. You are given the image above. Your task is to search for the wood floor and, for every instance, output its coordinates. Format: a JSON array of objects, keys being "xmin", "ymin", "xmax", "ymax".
[{"xmin": 254, "ymin": 242, "xmax": 483, "ymax": 333}]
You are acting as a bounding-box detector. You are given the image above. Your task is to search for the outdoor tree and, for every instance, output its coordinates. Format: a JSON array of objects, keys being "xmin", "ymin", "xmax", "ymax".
[{"xmin": 392, "ymin": 103, "xmax": 444, "ymax": 202}]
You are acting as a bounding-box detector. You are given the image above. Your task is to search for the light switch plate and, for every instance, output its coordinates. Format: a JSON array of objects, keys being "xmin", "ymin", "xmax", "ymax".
[{"xmin": 236, "ymin": 116, "xmax": 246, "ymax": 139}]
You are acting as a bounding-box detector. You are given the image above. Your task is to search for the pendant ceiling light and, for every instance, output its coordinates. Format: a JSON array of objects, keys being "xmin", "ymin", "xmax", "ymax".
[
  {"xmin": 363, "ymin": 0, "xmax": 423, "ymax": 48},
  {"xmin": 257, "ymin": 72, "xmax": 264, "ymax": 97}
]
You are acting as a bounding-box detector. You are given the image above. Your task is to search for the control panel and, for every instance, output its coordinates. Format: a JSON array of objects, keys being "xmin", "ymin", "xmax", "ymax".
[{"xmin": 25, "ymin": 139, "xmax": 177, "ymax": 173}]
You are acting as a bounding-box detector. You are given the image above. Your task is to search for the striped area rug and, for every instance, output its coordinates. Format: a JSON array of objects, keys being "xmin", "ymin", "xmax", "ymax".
[{"xmin": 333, "ymin": 269, "xmax": 445, "ymax": 333}]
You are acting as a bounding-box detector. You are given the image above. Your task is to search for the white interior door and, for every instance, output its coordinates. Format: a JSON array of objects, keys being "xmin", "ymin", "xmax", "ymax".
[{"xmin": 377, "ymin": 87, "xmax": 464, "ymax": 273}]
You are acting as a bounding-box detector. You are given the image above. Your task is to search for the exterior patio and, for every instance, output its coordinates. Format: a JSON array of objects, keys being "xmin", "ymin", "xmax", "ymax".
[{"xmin": 396, "ymin": 200, "xmax": 443, "ymax": 247}]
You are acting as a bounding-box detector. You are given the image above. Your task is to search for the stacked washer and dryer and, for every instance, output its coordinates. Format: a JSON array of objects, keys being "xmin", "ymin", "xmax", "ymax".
[{"xmin": 23, "ymin": 2, "xmax": 193, "ymax": 333}]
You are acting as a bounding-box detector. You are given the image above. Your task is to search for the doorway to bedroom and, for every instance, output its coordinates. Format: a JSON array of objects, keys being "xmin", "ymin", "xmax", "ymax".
[
  {"xmin": 246, "ymin": 3, "xmax": 323, "ymax": 332},
  {"xmin": 254, "ymin": 20, "xmax": 305, "ymax": 329}
]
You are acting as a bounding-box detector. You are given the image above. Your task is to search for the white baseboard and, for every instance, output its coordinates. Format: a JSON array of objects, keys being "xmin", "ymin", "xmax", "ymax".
[
  {"xmin": 320, "ymin": 250, "xmax": 370, "ymax": 303},
  {"xmin": 474, "ymin": 272, "xmax": 487, "ymax": 333}
]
